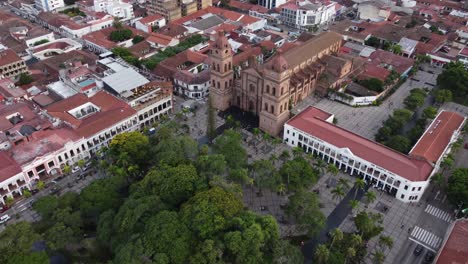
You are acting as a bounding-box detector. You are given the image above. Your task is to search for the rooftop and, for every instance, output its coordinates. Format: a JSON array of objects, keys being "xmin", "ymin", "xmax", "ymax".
[
  {"xmin": 436, "ymin": 219, "xmax": 468, "ymax": 264},
  {"xmin": 286, "ymin": 106, "xmax": 434, "ymax": 182},
  {"xmin": 0, "ymin": 49, "xmax": 23, "ymax": 67},
  {"xmin": 102, "ymin": 68, "xmax": 150, "ymax": 95},
  {"xmin": 0, "ymin": 151, "xmax": 22, "ymax": 182},
  {"xmin": 46, "ymin": 91, "xmax": 136, "ymax": 138},
  {"xmin": 410, "ymin": 111, "xmax": 465, "ymax": 163}
]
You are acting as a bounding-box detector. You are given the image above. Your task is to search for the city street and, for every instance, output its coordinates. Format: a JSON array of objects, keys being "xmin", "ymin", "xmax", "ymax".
[
  {"xmin": 0, "ymin": 168, "xmax": 104, "ymax": 232},
  {"xmin": 293, "ymin": 69, "xmax": 441, "ymax": 139}
]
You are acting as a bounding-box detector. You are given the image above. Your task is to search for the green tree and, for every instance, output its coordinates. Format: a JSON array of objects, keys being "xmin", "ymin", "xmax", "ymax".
[
  {"xmin": 314, "ymin": 244, "xmax": 330, "ymax": 264},
  {"xmin": 354, "ymin": 211, "xmax": 384, "ymax": 240},
  {"xmin": 404, "ymin": 89, "xmax": 426, "ymax": 110},
  {"xmin": 349, "ymin": 199, "xmax": 360, "ymax": 215},
  {"xmin": 422, "ymin": 106, "xmax": 438, "ymax": 120},
  {"xmin": 132, "ymin": 35, "xmax": 145, "ymax": 44},
  {"xmin": 350, "ymin": 234, "xmax": 363, "ymax": 248},
  {"xmin": 0, "ymin": 222, "xmax": 45, "ymax": 264},
  {"xmin": 213, "ymin": 130, "xmax": 247, "ymax": 169},
  {"xmin": 22, "ymin": 189, "xmax": 31, "ymax": 198},
  {"xmin": 280, "ymin": 156, "xmax": 317, "ymax": 191},
  {"xmin": 329, "ymin": 228, "xmax": 344, "ymax": 251},
  {"xmin": 386, "ymin": 135, "xmax": 411, "ymax": 153},
  {"xmin": 358, "ymin": 78, "xmax": 384, "ymax": 92},
  {"xmin": 109, "ymin": 29, "xmax": 133, "ymax": 42},
  {"xmin": 447, "ymin": 168, "xmax": 468, "ymax": 207},
  {"xmin": 181, "ymin": 187, "xmax": 243, "ymax": 239},
  {"xmin": 437, "ymin": 62, "xmax": 468, "ymax": 100},
  {"xmin": 364, "ymin": 191, "xmax": 377, "ymax": 205},
  {"xmin": 433, "ymin": 89, "xmax": 453, "ymax": 104},
  {"xmin": 331, "ymin": 185, "xmax": 346, "ymax": 202},
  {"xmin": 441, "ymin": 154, "xmax": 455, "ymax": 171},
  {"xmin": 345, "ymin": 247, "xmax": 356, "ymax": 264},
  {"xmin": 339, "ymin": 178, "xmax": 351, "ymax": 190},
  {"xmin": 286, "ymin": 189, "xmax": 325, "ymax": 237},
  {"xmin": 18, "ymin": 73, "xmax": 33, "ymax": 85},
  {"xmin": 33, "ymin": 195, "xmax": 59, "ymax": 220},
  {"xmin": 196, "ymin": 154, "xmax": 227, "ymax": 179},
  {"xmin": 62, "ymin": 165, "xmax": 71, "ymax": 175},
  {"xmin": 143, "ymin": 210, "xmax": 191, "ymax": 264},
  {"xmin": 372, "ymin": 250, "xmax": 386, "ymax": 264},
  {"xmin": 354, "ymin": 178, "xmax": 366, "ymax": 199},
  {"xmin": 272, "ymin": 240, "xmax": 304, "ymax": 264},
  {"xmin": 37, "ymin": 180, "xmax": 45, "ymax": 190},
  {"xmin": 139, "ymin": 164, "xmax": 204, "ymax": 207},
  {"xmin": 251, "ymin": 159, "xmax": 277, "ymax": 191},
  {"xmin": 378, "ymin": 235, "xmax": 394, "ymax": 252},
  {"xmin": 279, "ymin": 150, "xmax": 291, "ymax": 162},
  {"xmin": 327, "ymin": 164, "xmax": 339, "ymax": 177},
  {"xmin": 430, "ymin": 173, "xmax": 445, "ymax": 190},
  {"xmin": 109, "ymin": 131, "xmax": 150, "ymax": 172}
]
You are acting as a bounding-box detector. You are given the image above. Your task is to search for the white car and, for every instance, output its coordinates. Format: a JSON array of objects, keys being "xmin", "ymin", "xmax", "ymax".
[
  {"xmin": 72, "ymin": 166, "xmax": 80, "ymax": 173},
  {"xmin": 0, "ymin": 214, "xmax": 11, "ymax": 224}
]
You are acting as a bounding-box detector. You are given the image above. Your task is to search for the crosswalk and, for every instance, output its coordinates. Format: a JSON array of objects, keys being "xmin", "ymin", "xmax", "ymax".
[
  {"xmin": 409, "ymin": 226, "xmax": 443, "ymax": 250},
  {"xmin": 424, "ymin": 204, "xmax": 452, "ymax": 222}
]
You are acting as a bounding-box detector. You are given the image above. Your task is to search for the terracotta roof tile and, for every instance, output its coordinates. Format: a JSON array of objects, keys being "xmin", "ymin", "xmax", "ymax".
[
  {"xmin": 436, "ymin": 220, "xmax": 468, "ymax": 264},
  {"xmin": 409, "ymin": 111, "xmax": 465, "ymax": 163},
  {"xmin": 0, "ymin": 152, "xmax": 22, "ymax": 182},
  {"xmin": 287, "ymin": 106, "xmax": 434, "ymax": 182},
  {"xmin": 0, "ymin": 49, "xmax": 23, "ymax": 67}
]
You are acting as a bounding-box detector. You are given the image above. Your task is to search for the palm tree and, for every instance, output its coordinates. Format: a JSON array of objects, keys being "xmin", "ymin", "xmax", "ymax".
[
  {"xmin": 327, "ymin": 164, "xmax": 339, "ymax": 176},
  {"xmin": 279, "ymin": 150, "xmax": 290, "ymax": 163},
  {"xmin": 339, "ymin": 178, "xmax": 351, "ymax": 190},
  {"xmin": 345, "ymin": 247, "xmax": 356, "ymax": 264},
  {"xmin": 272, "ymin": 138, "xmax": 282, "ymax": 152},
  {"xmin": 349, "ymin": 199, "xmax": 360, "ymax": 215},
  {"xmin": 329, "ymin": 228, "xmax": 344, "ymax": 251},
  {"xmin": 270, "ymin": 154, "xmax": 278, "ymax": 166},
  {"xmin": 354, "ymin": 178, "xmax": 366, "ymax": 199},
  {"xmin": 62, "ymin": 165, "xmax": 71, "ymax": 175},
  {"xmin": 77, "ymin": 159, "xmax": 85, "ymax": 170},
  {"xmin": 315, "ymin": 158, "xmax": 326, "ymax": 175},
  {"xmin": 331, "ymin": 185, "xmax": 346, "ymax": 203},
  {"xmin": 292, "ymin": 146, "xmax": 303, "ymax": 157},
  {"xmin": 252, "ymin": 127, "xmax": 260, "ymax": 139},
  {"xmin": 314, "ymin": 244, "xmax": 330, "ymax": 264},
  {"xmin": 372, "ymin": 250, "xmax": 386, "ymax": 264},
  {"xmin": 350, "ymin": 234, "xmax": 363, "ymax": 249},
  {"xmin": 277, "ymin": 183, "xmax": 286, "ymax": 196},
  {"xmin": 364, "ymin": 191, "xmax": 377, "ymax": 205},
  {"xmin": 378, "ymin": 235, "xmax": 394, "ymax": 252}
]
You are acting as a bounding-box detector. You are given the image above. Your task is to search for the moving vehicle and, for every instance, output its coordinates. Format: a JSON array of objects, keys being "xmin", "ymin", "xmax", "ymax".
[
  {"xmin": 0, "ymin": 214, "xmax": 11, "ymax": 224},
  {"xmin": 413, "ymin": 244, "xmax": 424, "ymax": 256},
  {"xmin": 424, "ymin": 251, "xmax": 435, "ymax": 263}
]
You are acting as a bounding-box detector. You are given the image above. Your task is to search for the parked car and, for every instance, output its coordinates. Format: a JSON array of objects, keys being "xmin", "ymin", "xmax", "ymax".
[
  {"xmin": 0, "ymin": 214, "xmax": 11, "ymax": 224},
  {"xmin": 72, "ymin": 166, "xmax": 80, "ymax": 173},
  {"xmin": 413, "ymin": 244, "xmax": 424, "ymax": 256},
  {"xmin": 0, "ymin": 205, "xmax": 10, "ymax": 213},
  {"xmin": 30, "ymin": 189, "xmax": 39, "ymax": 195},
  {"xmin": 50, "ymin": 187, "xmax": 61, "ymax": 195},
  {"xmin": 55, "ymin": 175, "xmax": 65, "ymax": 181},
  {"xmin": 424, "ymin": 251, "xmax": 435, "ymax": 263}
]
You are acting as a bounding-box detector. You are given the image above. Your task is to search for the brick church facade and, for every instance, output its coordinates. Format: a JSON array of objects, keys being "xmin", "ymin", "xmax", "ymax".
[{"xmin": 209, "ymin": 31, "xmax": 345, "ymax": 136}]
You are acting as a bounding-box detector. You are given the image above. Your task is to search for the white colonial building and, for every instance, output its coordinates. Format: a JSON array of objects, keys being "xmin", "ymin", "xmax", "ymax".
[
  {"xmin": 280, "ymin": 0, "xmax": 337, "ymax": 31},
  {"xmin": 35, "ymin": 0, "xmax": 64, "ymax": 12},
  {"xmin": 283, "ymin": 107, "xmax": 465, "ymax": 203}
]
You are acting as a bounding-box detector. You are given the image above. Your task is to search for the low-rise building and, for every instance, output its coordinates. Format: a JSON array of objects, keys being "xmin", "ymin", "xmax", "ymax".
[
  {"xmin": 0, "ymin": 49, "xmax": 28, "ymax": 79},
  {"xmin": 283, "ymin": 107, "xmax": 465, "ymax": 202},
  {"xmin": 135, "ymin": 14, "xmax": 167, "ymax": 33},
  {"xmin": 35, "ymin": 0, "xmax": 65, "ymax": 12},
  {"xmin": 435, "ymin": 219, "xmax": 468, "ymax": 264},
  {"xmin": 94, "ymin": 0, "xmax": 134, "ymax": 19},
  {"xmin": 29, "ymin": 38, "xmax": 83, "ymax": 60},
  {"xmin": 280, "ymin": 0, "xmax": 337, "ymax": 31}
]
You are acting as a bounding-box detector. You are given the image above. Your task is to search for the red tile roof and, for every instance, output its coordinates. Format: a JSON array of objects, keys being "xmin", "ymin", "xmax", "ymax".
[
  {"xmin": 0, "ymin": 49, "xmax": 22, "ymax": 67},
  {"xmin": 147, "ymin": 32, "xmax": 174, "ymax": 46},
  {"xmin": 138, "ymin": 14, "xmax": 165, "ymax": 24},
  {"xmin": 287, "ymin": 106, "xmax": 434, "ymax": 182},
  {"xmin": 409, "ymin": 111, "xmax": 465, "ymax": 163},
  {"xmin": 0, "ymin": 151, "xmax": 22, "ymax": 182},
  {"xmin": 46, "ymin": 91, "xmax": 136, "ymax": 138},
  {"xmin": 436, "ymin": 220, "xmax": 468, "ymax": 264}
]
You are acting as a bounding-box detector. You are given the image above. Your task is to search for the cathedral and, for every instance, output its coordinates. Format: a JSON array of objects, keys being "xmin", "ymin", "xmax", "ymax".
[{"xmin": 209, "ymin": 31, "xmax": 346, "ymax": 136}]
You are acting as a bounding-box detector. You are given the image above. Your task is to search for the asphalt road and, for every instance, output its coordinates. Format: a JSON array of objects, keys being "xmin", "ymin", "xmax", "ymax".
[
  {"xmin": 302, "ymin": 185, "xmax": 368, "ymax": 263},
  {"xmin": 0, "ymin": 168, "xmax": 104, "ymax": 232}
]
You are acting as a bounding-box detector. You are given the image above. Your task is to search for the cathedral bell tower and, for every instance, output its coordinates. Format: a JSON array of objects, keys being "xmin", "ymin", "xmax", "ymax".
[
  {"xmin": 259, "ymin": 51, "xmax": 291, "ymax": 136},
  {"xmin": 209, "ymin": 31, "xmax": 234, "ymax": 111}
]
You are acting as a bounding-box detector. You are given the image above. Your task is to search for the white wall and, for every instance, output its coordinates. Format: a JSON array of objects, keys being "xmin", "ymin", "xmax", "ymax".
[{"xmin": 25, "ymin": 32, "xmax": 55, "ymax": 48}]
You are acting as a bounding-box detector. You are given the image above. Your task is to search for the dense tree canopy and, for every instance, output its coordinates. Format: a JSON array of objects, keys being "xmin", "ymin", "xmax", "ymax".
[
  {"xmin": 437, "ymin": 62, "xmax": 468, "ymax": 103},
  {"xmin": 286, "ymin": 189, "xmax": 325, "ymax": 236},
  {"xmin": 447, "ymin": 168, "xmax": 468, "ymax": 207}
]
